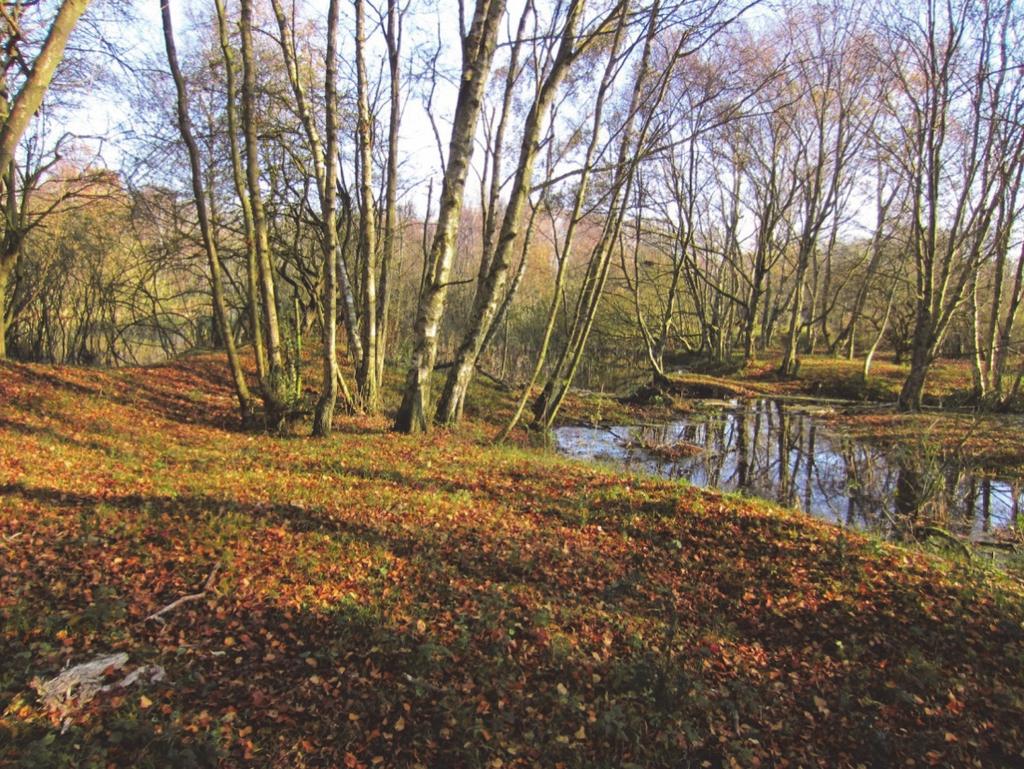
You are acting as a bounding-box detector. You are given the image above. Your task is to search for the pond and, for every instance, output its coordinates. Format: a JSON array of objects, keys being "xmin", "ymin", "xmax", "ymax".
[{"xmin": 553, "ymin": 398, "xmax": 1023, "ymax": 540}]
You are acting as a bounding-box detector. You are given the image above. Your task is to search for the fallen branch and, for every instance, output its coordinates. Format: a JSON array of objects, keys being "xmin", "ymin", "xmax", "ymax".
[
  {"xmin": 474, "ymin": 365, "xmax": 513, "ymax": 392},
  {"xmin": 974, "ymin": 538, "xmax": 1018, "ymax": 551},
  {"xmin": 146, "ymin": 563, "xmax": 220, "ymax": 624}
]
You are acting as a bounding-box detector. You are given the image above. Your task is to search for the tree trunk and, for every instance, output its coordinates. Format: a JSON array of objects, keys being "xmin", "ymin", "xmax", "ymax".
[
  {"xmin": 376, "ymin": 0, "xmax": 402, "ymax": 389},
  {"xmin": 498, "ymin": 8, "xmax": 627, "ymax": 440},
  {"xmin": 213, "ymin": 0, "xmax": 265, "ymax": 381},
  {"xmin": 969, "ymin": 275, "xmax": 987, "ymax": 400},
  {"xmin": 354, "ymin": 0, "xmax": 380, "ymax": 412},
  {"xmin": 534, "ymin": 0, "xmax": 668, "ymax": 429},
  {"xmin": 743, "ymin": 248, "xmax": 772, "ymax": 363},
  {"xmin": 898, "ymin": 318, "xmax": 932, "ymax": 411},
  {"xmin": 0, "ymin": 0, "xmax": 91, "ymax": 173},
  {"xmin": 240, "ymin": 0, "xmax": 288, "ymax": 425},
  {"xmin": 780, "ymin": 230, "xmax": 818, "ymax": 378},
  {"xmin": 0, "ymin": 256, "xmax": 11, "ymax": 359},
  {"xmin": 994, "ymin": 243, "xmax": 1024, "ymax": 405},
  {"xmin": 436, "ymin": 0, "xmax": 587, "ymax": 426},
  {"xmin": 161, "ymin": 0, "xmax": 253, "ymax": 420},
  {"xmin": 862, "ymin": 283, "xmax": 894, "ymax": 381},
  {"xmin": 393, "ymin": 0, "xmax": 506, "ymax": 433},
  {"xmin": 313, "ymin": 0, "xmax": 342, "ymax": 436}
]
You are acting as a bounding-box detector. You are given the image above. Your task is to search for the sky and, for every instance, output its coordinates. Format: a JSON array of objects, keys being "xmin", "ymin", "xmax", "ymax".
[
  {"xmin": 49, "ymin": 0, "xmax": 883, "ymax": 240},
  {"xmin": 57, "ymin": 0, "xmax": 468, "ymax": 215}
]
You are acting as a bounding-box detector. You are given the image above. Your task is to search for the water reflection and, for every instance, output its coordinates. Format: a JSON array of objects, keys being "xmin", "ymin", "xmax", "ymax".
[{"xmin": 553, "ymin": 399, "xmax": 1023, "ymax": 540}]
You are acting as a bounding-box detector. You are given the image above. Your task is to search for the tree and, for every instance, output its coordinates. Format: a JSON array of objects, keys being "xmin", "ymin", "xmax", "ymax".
[
  {"xmin": 498, "ymin": 0, "xmax": 631, "ymax": 439},
  {"xmin": 160, "ymin": 0, "xmax": 254, "ymax": 419},
  {"xmin": 240, "ymin": 0, "xmax": 292, "ymax": 426},
  {"xmin": 312, "ymin": 0, "xmax": 344, "ymax": 434},
  {"xmin": 0, "ymin": 0, "xmax": 93, "ymax": 358},
  {"xmin": 265, "ymin": 0, "xmax": 348, "ymax": 432},
  {"xmin": 393, "ymin": 0, "xmax": 508, "ymax": 433},
  {"xmin": 353, "ymin": 0, "xmax": 381, "ymax": 412},
  {"xmin": 777, "ymin": 1, "xmax": 875, "ymax": 377},
  {"xmin": 435, "ymin": 0, "xmax": 606, "ymax": 426},
  {"xmin": 879, "ymin": 0, "xmax": 1023, "ymax": 411}
]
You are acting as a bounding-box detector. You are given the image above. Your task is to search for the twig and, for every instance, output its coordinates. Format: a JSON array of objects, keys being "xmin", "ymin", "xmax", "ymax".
[{"xmin": 145, "ymin": 563, "xmax": 221, "ymax": 624}]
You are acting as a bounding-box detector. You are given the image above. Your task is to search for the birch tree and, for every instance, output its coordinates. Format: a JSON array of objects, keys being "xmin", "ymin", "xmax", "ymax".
[
  {"xmin": 393, "ymin": 0, "xmax": 508, "ymax": 433},
  {"xmin": 160, "ymin": 0, "xmax": 254, "ymax": 420},
  {"xmin": 879, "ymin": 0, "xmax": 1022, "ymax": 411},
  {"xmin": 239, "ymin": 0, "xmax": 292, "ymax": 426},
  {"xmin": 435, "ymin": 0, "xmax": 607, "ymax": 426}
]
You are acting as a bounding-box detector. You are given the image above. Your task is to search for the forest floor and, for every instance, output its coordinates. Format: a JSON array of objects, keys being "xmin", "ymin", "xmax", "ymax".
[
  {"xmin": 658, "ymin": 355, "xmax": 1024, "ymax": 478},
  {"xmin": 2, "ymin": 354, "xmax": 1024, "ymax": 768}
]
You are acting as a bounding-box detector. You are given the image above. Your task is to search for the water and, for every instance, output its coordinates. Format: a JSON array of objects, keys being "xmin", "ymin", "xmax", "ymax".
[{"xmin": 553, "ymin": 399, "xmax": 1023, "ymax": 540}]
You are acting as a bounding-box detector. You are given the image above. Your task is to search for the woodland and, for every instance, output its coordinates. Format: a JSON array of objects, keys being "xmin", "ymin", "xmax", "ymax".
[{"xmin": 2, "ymin": 0, "xmax": 1024, "ymax": 766}]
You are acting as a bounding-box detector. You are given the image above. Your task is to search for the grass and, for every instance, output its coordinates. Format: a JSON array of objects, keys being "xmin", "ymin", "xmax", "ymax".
[{"xmin": 1, "ymin": 354, "xmax": 1024, "ymax": 768}]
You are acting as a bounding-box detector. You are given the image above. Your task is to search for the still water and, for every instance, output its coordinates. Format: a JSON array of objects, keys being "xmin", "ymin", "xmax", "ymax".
[{"xmin": 553, "ymin": 399, "xmax": 1022, "ymax": 540}]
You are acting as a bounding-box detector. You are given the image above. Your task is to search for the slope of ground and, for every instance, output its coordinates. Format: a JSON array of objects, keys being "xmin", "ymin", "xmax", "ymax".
[{"xmin": 1, "ymin": 356, "xmax": 1023, "ymax": 768}]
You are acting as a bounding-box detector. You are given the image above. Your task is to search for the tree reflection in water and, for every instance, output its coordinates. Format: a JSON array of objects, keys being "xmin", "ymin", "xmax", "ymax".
[{"xmin": 554, "ymin": 399, "xmax": 1023, "ymax": 540}]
